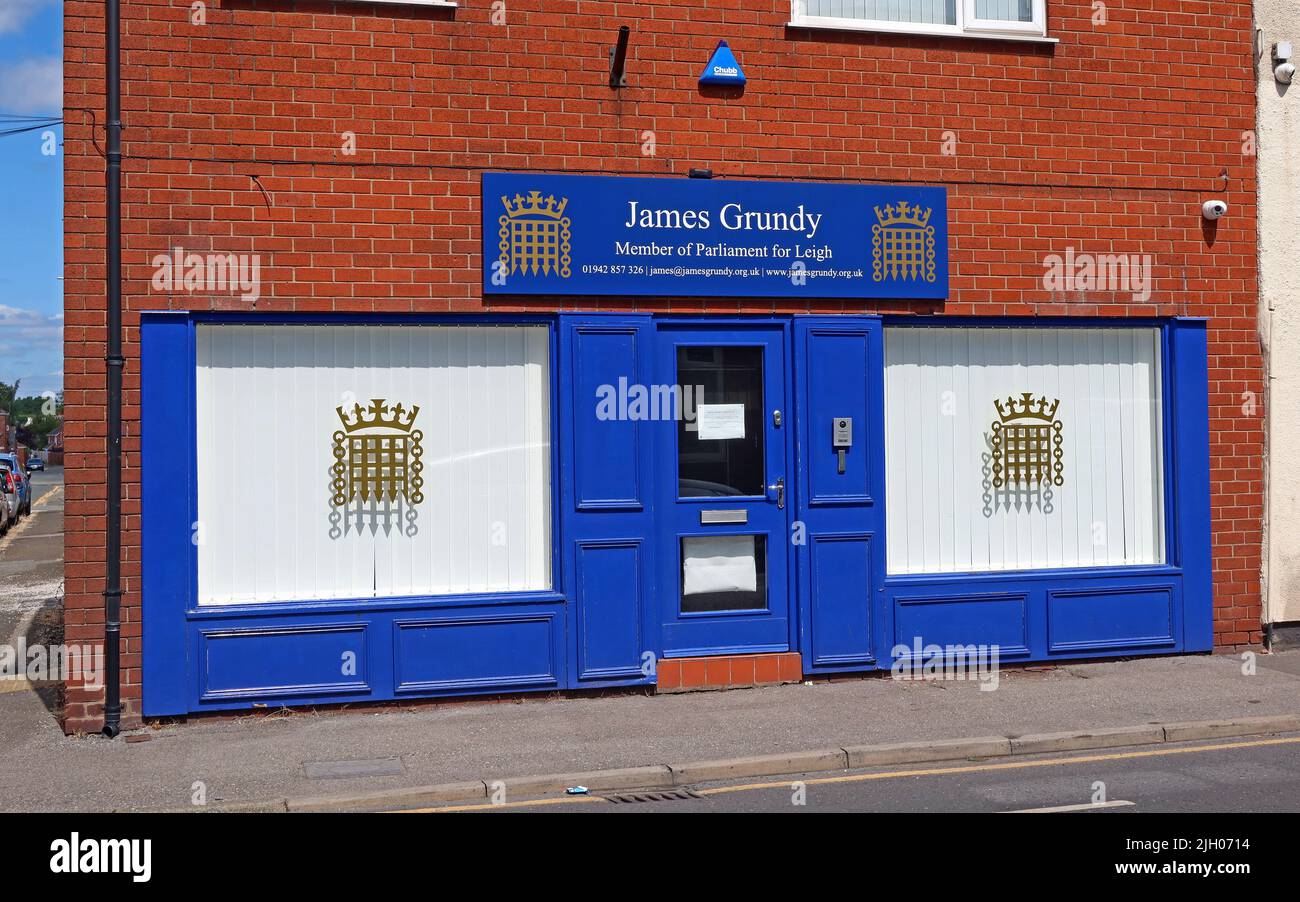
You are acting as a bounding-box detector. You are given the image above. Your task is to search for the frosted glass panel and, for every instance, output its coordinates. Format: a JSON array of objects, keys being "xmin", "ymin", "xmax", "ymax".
[
  {"xmin": 884, "ymin": 327, "xmax": 1165, "ymax": 575},
  {"xmin": 974, "ymin": 0, "xmax": 1032, "ymax": 20},
  {"xmin": 196, "ymin": 324, "xmax": 552, "ymax": 604},
  {"xmin": 804, "ymin": 0, "xmax": 956, "ymax": 26}
]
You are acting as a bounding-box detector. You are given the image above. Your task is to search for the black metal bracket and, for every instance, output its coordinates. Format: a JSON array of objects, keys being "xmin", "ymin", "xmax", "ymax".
[{"xmin": 608, "ymin": 25, "xmax": 630, "ymax": 89}]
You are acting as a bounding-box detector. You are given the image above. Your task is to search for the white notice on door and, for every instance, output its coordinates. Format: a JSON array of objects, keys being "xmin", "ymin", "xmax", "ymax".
[
  {"xmin": 696, "ymin": 403, "xmax": 745, "ymax": 440},
  {"xmin": 682, "ymin": 535, "xmax": 758, "ymax": 596}
]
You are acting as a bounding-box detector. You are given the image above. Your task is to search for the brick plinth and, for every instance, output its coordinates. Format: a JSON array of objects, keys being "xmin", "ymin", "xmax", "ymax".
[{"xmin": 657, "ymin": 653, "xmax": 803, "ymax": 693}]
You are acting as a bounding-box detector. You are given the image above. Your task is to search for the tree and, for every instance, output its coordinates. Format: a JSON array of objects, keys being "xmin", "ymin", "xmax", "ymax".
[{"xmin": 3, "ymin": 384, "xmax": 62, "ymax": 449}]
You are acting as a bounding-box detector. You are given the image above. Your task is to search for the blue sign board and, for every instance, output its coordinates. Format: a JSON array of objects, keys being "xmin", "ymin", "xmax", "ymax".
[{"xmin": 482, "ymin": 172, "xmax": 948, "ymax": 299}]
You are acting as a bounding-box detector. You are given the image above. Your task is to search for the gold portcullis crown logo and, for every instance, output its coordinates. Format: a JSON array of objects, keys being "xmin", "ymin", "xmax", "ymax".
[
  {"xmin": 871, "ymin": 201, "xmax": 936, "ymax": 283},
  {"xmin": 990, "ymin": 393, "xmax": 1064, "ymax": 488},
  {"xmin": 499, "ymin": 191, "xmax": 572, "ymax": 278},
  {"xmin": 331, "ymin": 399, "xmax": 425, "ymax": 506}
]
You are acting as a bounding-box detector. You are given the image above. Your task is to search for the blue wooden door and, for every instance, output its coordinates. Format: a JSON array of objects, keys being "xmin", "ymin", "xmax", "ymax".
[{"xmin": 656, "ymin": 322, "xmax": 792, "ymax": 657}]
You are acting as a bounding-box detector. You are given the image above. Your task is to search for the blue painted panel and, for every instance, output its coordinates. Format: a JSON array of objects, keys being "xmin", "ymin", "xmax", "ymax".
[
  {"xmin": 1047, "ymin": 585, "xmax": 1177, "ymax": 653},
  {"xmin": 141, "ymin": 314, "xmax": 196, "ymax": 716},
  {"xmin": 792, "ymin": 317, "xmax": 887, "ymax": 673},
  {"xmin": 808, "ymin": 533, "xmax": 874, "ymax": 667},
  {"xmin": 394, "ymin": 613, "xmax": 559, "ymax": 693},
  {"xmin": 571, "ymin": 325, "xmax": 644, "ymax": 509},
  {"xmin": 893, "ymin": 591, "xmax": 1030, "ymax": 658},
  {"xmin": 483, "ymin": 172, "xmax": 949, "ymax": 299},
  {"xmin": 199, "ymin": 624, "xmax": 370, "ymax": 701},
  {"xmin": 558, "ymin": 314, "xmax": 658, "ymax": 687},
  {"xmin": 804, "ymin": 327, "xmax": 874, "ymax": 504},
  {"xmin": 575, "ymin": 540, "xmax": 646, "ymax": 680},
  {"xmin": 1170, "ymin": 319, "xmax": 1213, "ymax": 651}
]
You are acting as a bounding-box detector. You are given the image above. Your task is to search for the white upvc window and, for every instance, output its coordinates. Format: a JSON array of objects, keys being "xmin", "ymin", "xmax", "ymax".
[{"xmin": 791, "ymin": 0, "xmax": 1050, "ymax": 41}]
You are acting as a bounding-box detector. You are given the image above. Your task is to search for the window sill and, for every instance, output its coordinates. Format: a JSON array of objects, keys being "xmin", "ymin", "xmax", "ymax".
[
  {"xmin": 787, "ymin": 18, "xmax": 1059, "ymax": 45},
  {"xmin": 359, "ymin": 0, "xmax": 457, "ymax": 6}
]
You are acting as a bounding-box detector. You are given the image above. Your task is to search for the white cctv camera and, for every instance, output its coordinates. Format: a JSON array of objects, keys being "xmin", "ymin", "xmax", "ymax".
[
  {"xmin": 1277, "ymin": 42, "xmax": 1295, "ymax": 84},
  {"xmin": 1202, "ymin": 200, "xmax": 1228, "ymax": 221}
]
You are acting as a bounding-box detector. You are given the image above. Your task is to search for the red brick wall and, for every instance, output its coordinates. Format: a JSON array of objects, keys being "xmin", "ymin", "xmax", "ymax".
[{"xmin": 62, "ymin": 0, "xmax": 1262, "ymax": 732}]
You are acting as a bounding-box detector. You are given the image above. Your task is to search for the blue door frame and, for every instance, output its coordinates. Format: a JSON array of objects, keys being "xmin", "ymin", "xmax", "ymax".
[
  {"xmin": 654, "ymin": 321, "xmax": 794, "ymax": 657},
  {"xmin": 140, "ymin": 312, "xmax": 1212, "ymax": 716}
]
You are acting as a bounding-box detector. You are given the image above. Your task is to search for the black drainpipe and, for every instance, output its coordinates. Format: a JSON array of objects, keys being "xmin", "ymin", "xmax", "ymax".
[{"xmin": 102, "ymin": 0, "xmax": 124, "ymax": 738}]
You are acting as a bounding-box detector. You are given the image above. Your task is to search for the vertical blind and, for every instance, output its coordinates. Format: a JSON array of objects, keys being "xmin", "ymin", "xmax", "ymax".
[
  {"xmin": 973, "ymin": 0, "xmax": 1032, "ymax": 21},
  {"xmin": 196, "ymin": 324, "xmax": 552, "ymax": 605},
  {"xmin": 804, "ymin": 0, "xmax": 957, "ymax": 26},
  {"xmin": 884, "ymin": 327, "xmax": 1165, "ymax": 575}
]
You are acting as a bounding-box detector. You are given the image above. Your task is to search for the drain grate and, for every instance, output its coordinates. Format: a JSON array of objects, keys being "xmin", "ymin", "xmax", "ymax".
[{"xmin": 603, "ymin": 789, "xmax": 705, "ymax": 804}]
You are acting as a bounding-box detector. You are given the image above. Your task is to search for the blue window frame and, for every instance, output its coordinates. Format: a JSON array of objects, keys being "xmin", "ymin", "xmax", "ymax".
[{"xmin": 870, "ymin": 317, "xmax": 1211, "ymax": 665}]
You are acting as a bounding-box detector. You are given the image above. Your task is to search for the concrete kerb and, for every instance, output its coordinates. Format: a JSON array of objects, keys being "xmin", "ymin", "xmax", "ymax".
[{"xmin": 203, "ymin": 713, "xmax": 1300, "ymax": 813}]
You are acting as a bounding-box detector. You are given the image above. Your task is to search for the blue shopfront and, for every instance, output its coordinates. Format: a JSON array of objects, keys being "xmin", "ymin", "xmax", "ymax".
[{"xmin": 139, "ymin": 174, "xmax": 1212, "ymax": 716}]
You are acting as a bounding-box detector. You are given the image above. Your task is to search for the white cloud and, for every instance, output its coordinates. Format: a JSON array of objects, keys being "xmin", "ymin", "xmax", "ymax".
[
  {"xmin": 0, "ymin": 306, "xmax": 62, "ymax": 397},
  {"xmin": 0, "ymin": 304, "xmax": 61, "ymax": 349},
  {"xmin": 0, "ymin": 56, "xmax": 61, "ymax": 115},
  {"xmin": 0, "ymin": 0, "xmax": 53, "ymax": 36}
]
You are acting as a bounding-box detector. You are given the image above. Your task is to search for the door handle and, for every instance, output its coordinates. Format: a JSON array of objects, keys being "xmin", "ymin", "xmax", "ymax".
[{"xmin": 768, "ymin": 476, "xmax": 785, "ymax": 510}]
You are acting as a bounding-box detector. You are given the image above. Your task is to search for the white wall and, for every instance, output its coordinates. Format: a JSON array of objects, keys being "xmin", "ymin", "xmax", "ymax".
[
  {"xmin": 195, "ymin": 324, "xmax": 551, "ymax": 605},
  {"xmin": 1259, "ymin": 0, "xmax": 1300, "ymax": 626},
  {"xmin": 884, "ymin": 327, "xmax": 1164, "ymax": 575}
]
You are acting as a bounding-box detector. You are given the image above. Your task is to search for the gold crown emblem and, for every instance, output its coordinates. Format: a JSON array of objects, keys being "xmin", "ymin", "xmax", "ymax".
[
  {"xmin": 873, "ymin": 201, "xmax": 932, "ymax": 229},
  {"xmin": 994, "ymin": 393, "xmax": 1060, "ymax": 424},
  {"xmin": 501, "ymin": 191, "xmax": 569, "ymax": 220},
  {"xmin": 498, "ymin": 190, "xmax": 572, "ymax": 278},
  {"xmin": 336, "ymin": 399, "xmax": 420, "ymax": 434},
  {"xmin": 871, "ymin": 200, "xmax": 936, "ymax": 283}
]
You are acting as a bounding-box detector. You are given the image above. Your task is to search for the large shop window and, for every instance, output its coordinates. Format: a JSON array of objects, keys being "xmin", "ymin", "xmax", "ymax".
[
  {"xmin": 195, "ymin": 324, "xmax": 552, "ymax": 605},
  {"xmin": 884, "ymin": 327, "xmax": 1165, "ymax": 575}
]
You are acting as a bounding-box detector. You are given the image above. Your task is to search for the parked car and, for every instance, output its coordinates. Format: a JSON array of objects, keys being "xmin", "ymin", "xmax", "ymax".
[
  {"xmin": 0, "ymin": 470, "xmax": 16, "ymax": 533},
  {"xmin": 25, "ymin": 456, "xmax": 44, "ymax": 472},
  {"xmin": 0, "ymin": 455, "xmax": 30, "ymax": 517}
]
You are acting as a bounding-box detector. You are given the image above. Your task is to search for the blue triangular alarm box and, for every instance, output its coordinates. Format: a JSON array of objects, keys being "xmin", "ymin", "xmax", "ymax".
[{"xmin": 699, "ymin": 40, "xmax": 746, "ymax": 87}]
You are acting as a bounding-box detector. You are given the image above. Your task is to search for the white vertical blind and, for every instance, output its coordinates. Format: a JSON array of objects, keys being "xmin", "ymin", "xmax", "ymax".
[
  {"xmin": 973, "ymin": 0, "xmax": 1031, "ymax": 21},
  {"xmin": 884, "ymin": 327, "xmax": 1165, "ymax": 575},
  {"xmin": 804, "ymin": 0, "xmax": 957, "ymax": 26},
  {"xmin": 195, "ymin": 324, "xmax": 552, "ymax": 605}
]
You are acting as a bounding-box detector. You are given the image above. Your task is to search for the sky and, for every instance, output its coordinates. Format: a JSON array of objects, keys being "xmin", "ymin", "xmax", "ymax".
[{"xmin": 0, "ymin": 0, "xmax": 63, "ymax": 400}]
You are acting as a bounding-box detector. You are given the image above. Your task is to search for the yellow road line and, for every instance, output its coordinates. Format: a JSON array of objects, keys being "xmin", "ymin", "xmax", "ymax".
[
  {"xmin": 694, "ymin": 735, "xmax": 1300, "ymax": 796},
  {"xmin": 34, "ymin": 484, "xmax": 63, "ymax": 509},
  {"xmin": 400, "ymin": 794, "xmax": 610, "ymax": 813},
  {"xmin": 402, "ymin": 735, "xmax": 1300, "ymax": 813}
]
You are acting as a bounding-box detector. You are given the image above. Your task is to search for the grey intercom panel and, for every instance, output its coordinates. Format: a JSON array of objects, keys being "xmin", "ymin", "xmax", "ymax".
[
  {"xmin": 832, "ymin": 417, "xmax": 853, "ymax": 448},
  {"xmin": 832, "ymin": 417, "xmax": 852, "ymax": 474}
]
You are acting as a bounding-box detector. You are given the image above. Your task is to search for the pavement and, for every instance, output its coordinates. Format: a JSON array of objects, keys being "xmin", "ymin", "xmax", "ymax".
[{"xmin": 0, "ymin": 464, "xmax": 1298, "ymax": 812}]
